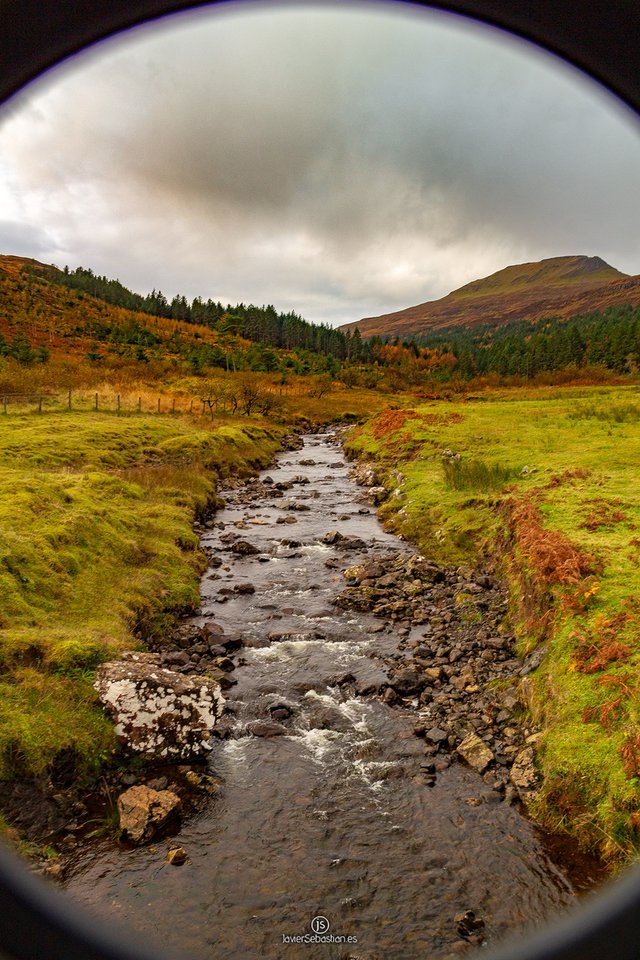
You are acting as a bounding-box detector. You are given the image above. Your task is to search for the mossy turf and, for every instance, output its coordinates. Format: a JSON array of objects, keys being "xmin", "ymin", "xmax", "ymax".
[
  {"xmin": 344, "ymin": 384, "xmax": 640, "ymax": 862},
  {"xmin": 0, "ymin": 410, "xmax": 282, "ymax": 781}
]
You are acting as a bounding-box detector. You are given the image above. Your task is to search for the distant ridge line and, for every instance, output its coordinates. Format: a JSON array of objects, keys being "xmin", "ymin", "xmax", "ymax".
[{"xmin": 343, "ymin": 255, "xmax": 640, "ymax": 339}]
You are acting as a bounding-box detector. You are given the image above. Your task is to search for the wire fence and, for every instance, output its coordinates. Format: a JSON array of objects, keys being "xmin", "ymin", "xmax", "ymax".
[
  {"xmin": 0, "ymin": 382, "xmax": 323, "ymax": 417},
  {"xmin": 0, "ymin": 391, "xmax": 192, "ymax": 416}
]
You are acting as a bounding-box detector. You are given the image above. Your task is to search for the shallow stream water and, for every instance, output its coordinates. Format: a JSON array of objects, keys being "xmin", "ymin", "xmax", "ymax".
[{"xmin": 62, "ymin": 430, "xmax": 601, "ymax": 959}]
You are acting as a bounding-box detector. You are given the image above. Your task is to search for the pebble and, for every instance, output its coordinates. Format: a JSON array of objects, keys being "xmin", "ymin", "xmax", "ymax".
[{"xmin": 166, "ymin": 847, "xmax": 187, "ymax": 866}]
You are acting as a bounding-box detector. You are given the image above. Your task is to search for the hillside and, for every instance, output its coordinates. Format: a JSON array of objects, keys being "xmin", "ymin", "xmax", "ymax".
[
  {"xmin": 345, "ymin": 255, "xmax": 640, "ymax": 339},
  {"xmin": 0, "ymin": 254, "xmax": 358, "ymax": 379},
  {"xmin": 0, "ymin": 253, "xmax": 226, "ymax": 362}
]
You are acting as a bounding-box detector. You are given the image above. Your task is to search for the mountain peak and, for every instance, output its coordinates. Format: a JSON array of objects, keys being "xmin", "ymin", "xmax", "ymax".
[
  {"xmin": 344, "ymin": 255, "xmax": 637, "ymax": 339},
  {"xmin": 453, "ymin": 255, "xmax": 622, "ymax": 297}
]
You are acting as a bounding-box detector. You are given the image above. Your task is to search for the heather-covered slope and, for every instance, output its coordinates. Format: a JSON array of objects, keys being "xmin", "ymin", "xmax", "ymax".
[{"xmin": 346, "ymin": 256, "xmax": 640, "ymax": 339}]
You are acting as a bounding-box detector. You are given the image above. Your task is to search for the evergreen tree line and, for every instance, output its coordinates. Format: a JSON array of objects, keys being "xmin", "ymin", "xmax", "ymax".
[
  {"xmin": 28, "ymin": 264, "xmax": 369, "ymax": 363},
  {"xmin": 413, "ymin": 303, "xmax": 640, "ymax": 380},
  {"xmin": 24, "ymin": 262, "xmax": 640, "ymax": 382},
  {"xmin": 82, "ymin": 315, "xmax": 343, "ymax": 376}
]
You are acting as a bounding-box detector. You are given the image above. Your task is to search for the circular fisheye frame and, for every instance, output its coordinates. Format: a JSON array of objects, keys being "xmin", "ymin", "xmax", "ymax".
[{"xmin": 0, "ymin": 2, "xmax": 639, "ymax": 960}]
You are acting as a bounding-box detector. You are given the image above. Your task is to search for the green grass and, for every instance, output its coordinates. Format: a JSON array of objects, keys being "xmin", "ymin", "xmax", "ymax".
[
  {"xmin": 442, "ymin": 458, "xmax": 521, "ymax": 491},
  {"xmin": 568, "ymin": 401, "xmax": 640, "ymax": 423},
  {"xmin": 0, "ymin": 410, "xmax": 283, "ymax": 781},
  {"xmin": 344, "ymin": 384, "xmax": 640, "ymax": 862},
  {"xmin": 0, "ymin": 375, "xmax": 387, "ymax": 794}
]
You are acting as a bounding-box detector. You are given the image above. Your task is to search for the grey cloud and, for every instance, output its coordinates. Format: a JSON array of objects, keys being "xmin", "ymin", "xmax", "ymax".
[
  {"xmin": 0, "ymin": 220, "xmax": 56, "ymax": 258},
  {"xmin": 1, "ymin": 2, "xmax": 639, "ymax": 325}
]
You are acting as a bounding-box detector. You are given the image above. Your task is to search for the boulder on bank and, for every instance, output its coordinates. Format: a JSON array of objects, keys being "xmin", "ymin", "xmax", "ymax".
[
  {"xmin": 118, "ymin": 784, "xmax": 181, "ymax": 844},
  {"xmin": 351, "ymin": 463, "xmax": 378, "ymax": 487},
  {"xmin": 456, "ymin": 733, "xmax": 494, "ymax": 772},
  {"xmin": 509, "ymin": 747, "xmax": 538, "ymax": 791},
  {"xmin": 389, "ymin": 666, "xmax": 428, "ymax": 696},
  {"xmin": 365, "ymin": 486, "xmax": 388, "ymax": 506},
  {"xmin": 94, "ymin": 652, "xmax": 224, "ymax": 760}
]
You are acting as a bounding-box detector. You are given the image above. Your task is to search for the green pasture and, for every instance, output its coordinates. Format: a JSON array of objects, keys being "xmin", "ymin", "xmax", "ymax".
[
  {"xmin": 345, "ymin": 384, "xmax": 640, "ymax": 861},
  {"xmin": 0, "ymin": 411, "xmax": 282, "ymax": 781}
]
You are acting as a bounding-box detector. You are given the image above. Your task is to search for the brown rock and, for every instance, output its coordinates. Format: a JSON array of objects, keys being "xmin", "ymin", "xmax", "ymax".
[
  {"xmin": 166, "ymin": 847, "xmax": 188, "ymax": 865},
  {"xmin": 389, "ymin": 666, "xmax": 427, "ymax": 696},
  {"xmin": 212, "ymin": 656, "xmax": 235, "ymax": 672},
  {"xmin": 426, "ymin": 727, "xmax": 449, "ymax": 745},
  {"xmin": 231, "ymin": 540, "xmax": 260, "ymax": 556},
  {"xmin": 423, "ymin": 667, "xmax": 444, "ymax": 683},
  {"xmin": 510, "ymin": 747, "xmax": 538, "ymax": 790},
  {"xmin": 456, "ymin": 733, "xmax": 494, "ymax": 772},
  {"xmin": 246, "ymin": 720, "xmax": 288, "ymax": 738},
  {"xmin": 118, "ymin": 785, "xmax": 181, "ymax": 844}
]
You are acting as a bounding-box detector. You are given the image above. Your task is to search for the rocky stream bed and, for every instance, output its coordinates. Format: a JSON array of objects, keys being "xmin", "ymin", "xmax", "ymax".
[{"xmin": 50, "ymin": 428, "xmax": 605, "ymax": 960}]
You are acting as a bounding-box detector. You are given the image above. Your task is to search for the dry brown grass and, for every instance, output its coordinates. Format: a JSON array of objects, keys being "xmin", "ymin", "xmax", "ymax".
[
  {"xmin": 546, "ymin": 467, "xmax": 593, "ymax": 488},
  {"xmin": 579, "ymin": 499, "xmax": 630, "ymax": 531}
]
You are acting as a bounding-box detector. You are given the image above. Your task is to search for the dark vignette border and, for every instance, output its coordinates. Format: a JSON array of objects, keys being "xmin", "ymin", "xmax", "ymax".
[{"xmin": 0, "ymin": 2, "xmax": 639, "ymax": 958}]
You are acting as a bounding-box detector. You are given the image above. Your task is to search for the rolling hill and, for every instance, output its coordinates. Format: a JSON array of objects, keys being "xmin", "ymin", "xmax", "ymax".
[
  {"xmin": 344, "ymin": 255, "xmax": 640, "ymax": 339},
  {"xmin": 0, "ymin": 254, "xmax": 351, "ymax": 375}
]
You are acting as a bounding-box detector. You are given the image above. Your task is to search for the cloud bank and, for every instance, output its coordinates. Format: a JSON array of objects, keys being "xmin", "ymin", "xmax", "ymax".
[{"xmin": 1, "ymin": 1, "xmax": 639, "ymax": 325}]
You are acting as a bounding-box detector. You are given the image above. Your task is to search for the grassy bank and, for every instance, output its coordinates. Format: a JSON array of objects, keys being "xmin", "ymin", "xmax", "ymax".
[
  {"xmin": 344, "ymin": 384, "xmax": 640, "ymax": 862},
  {"xmin": 0, "ymin": 410, "xmax": 283, "ymax": 784}
]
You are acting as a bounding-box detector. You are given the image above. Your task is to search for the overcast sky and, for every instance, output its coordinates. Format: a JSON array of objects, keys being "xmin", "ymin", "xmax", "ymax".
[{"xmin": 1, "ymin": 1, "xmax": 640, "ymax": 327}]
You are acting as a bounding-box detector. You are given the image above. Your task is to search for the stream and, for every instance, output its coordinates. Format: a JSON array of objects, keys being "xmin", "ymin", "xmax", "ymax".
[{"xmin": 62, "ymin": 429, "xmax": 602, "ymax": 959}]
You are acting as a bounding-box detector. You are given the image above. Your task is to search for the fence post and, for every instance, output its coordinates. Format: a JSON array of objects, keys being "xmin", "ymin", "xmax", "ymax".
[
  {"xmin": 157, "ymin": 397, "xmax": 161, "ymax": 413},
  {"xmin": 189, "ymin": 399, "xmax": 193, "ymax": 413},
  {"xmin": 172, "ymin": 398, "xmax": 176, "ymax": 414},
  {"xmin": 2, "ymin": 397, "xmax": 6, "ymax": 415},
  {"xmin": 138, "ymin": 396, "xmax": 142, "ymax": 413},
  {"xmin": 68, "ymin": 389, "xmax": 72, "ymax": 410},
  {"xmin": 117, "ymin": 394, "xmax": 121, "ymax": 413},
  {"xmin": 95, "ymin": 392, "xmax": 98, "ymax": 411},
  {"xmin": 38, "ymin": 396, "xmax": 43, "ymax": 414}
]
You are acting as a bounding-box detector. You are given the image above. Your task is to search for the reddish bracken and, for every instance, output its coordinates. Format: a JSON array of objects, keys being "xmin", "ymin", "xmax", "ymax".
[
  {"xmin": 370, "ymin": 408, "xmax": 464, "ymax": 441},
  {"xmin": 579, "ymin": 498, "xmax": 628, "ymax": 531},
  {"xmin": 572, "ymin": 607, "xmax": 637, "ymax": 674},
  {"xmin": 582, "ymin": 697, "xmax": 624, "ymax": 732},
  {"xmin": 506, "ymin": 496, "xmax": 597, "ymax": 587},
  {"xmin": 620, "ymin": 735, "xmax": 640, "ymax": 779}
]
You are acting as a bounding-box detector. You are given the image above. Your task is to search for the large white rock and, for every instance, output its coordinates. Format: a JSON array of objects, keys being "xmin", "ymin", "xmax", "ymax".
[{"xmin": 94, "ymin": 651, "xmax": 224, "ymax": 760}]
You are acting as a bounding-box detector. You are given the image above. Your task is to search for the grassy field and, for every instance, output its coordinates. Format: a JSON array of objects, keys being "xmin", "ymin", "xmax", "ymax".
[
  {"xmin": 3, "ymin": 378, "xmax": 640, "ymax": 865},
  {"xmin": 344, "ymin": 384, "xmax": 640, "ymax": 862},
  {"xmin": 0, "ymin": 409, "xmax": 283, "ymax": 783},
  {"xmin": 0, "ymin": 368, "xmax": 391, "ymax": 793}
]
